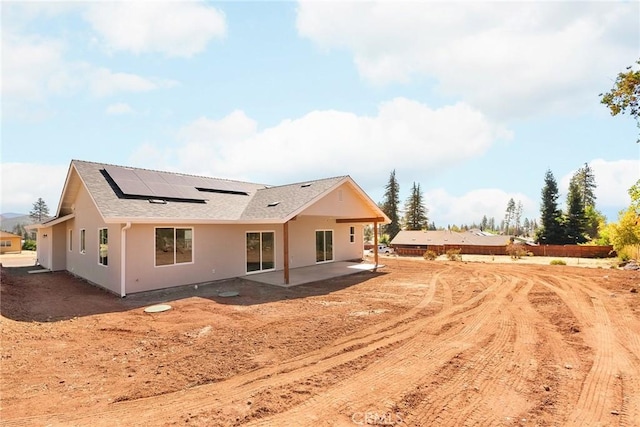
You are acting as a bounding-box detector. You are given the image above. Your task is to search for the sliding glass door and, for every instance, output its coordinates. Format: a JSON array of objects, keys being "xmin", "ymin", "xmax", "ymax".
[
  {"xmin": 315, "ymin": 230, "xmax": 333, "ymax": 263},
  {"xmin": 246, "ymin": 231, "xmax": 275, "ymax": 273}
]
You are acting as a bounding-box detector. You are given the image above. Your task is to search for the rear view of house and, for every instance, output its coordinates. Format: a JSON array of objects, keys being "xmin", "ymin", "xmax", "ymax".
[{"xmin": 31, "ymin": 160, "xmax": 388, "ymax": 296}]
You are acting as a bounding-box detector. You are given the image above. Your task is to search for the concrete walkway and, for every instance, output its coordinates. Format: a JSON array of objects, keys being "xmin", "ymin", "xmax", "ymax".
[{"xmin": 244, "ymin": 261, "xmax": 382, "ymax": 287}]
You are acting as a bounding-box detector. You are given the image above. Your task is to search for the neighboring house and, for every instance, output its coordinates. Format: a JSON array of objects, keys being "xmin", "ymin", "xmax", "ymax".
[
  {"xmin": 0, "ymin": 231, "xmax": 22, "ymax": 254},
  {"xmin": 391, "ymin": 229, "xmax": 511, "ymax": 256},
  {"xmin": 29, "ymin": 160, "xmax": 389, "ymax": 296}
]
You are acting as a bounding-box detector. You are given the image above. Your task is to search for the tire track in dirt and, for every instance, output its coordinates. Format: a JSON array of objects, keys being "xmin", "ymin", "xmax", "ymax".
[
  {"xmin": 245, "ymin": 271, "xmax": 520, "ymax": 425},
  {"xmin": 2, "ymin": 267, "xmax": 454, "ymax": 426},
  {"xmin": 538, "ymin": 274, "xmax": 640, "ymax": 426}
]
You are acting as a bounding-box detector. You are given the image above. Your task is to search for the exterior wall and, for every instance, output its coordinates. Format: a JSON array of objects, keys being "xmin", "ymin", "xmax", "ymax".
[
  {"xmin": 124, "ymin": 223, "xmax": 285, "ymax": 293},
  {"xmin": 302, "ymin": 183, "xmax": 376, "ymax": 218},
  {"xmin": 0, "ymin": 236, "xmax": 22, "ymax": 254},
  {"xmin": 50, "ymin": 222, "xmax": 68, "ymax": 270},
  {"xmin": 36, "ymin": 228, "xmax": 53, "ymax": 269},
  {"xmin": 287, "ymin": 216, "xmax": 364, "ymax": 267},
  {"xmin": 63, "ymin": 184, "xmax": 121, "ymax": 294}
]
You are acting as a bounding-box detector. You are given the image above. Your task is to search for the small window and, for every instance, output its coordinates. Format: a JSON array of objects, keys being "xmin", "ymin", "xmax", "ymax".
[
  {"xmin": 69, "ymin": 229, "xmax": 73, "ymax": 252},
  {"xmin": 349, "ymin": 226, "xmax": 355, "ymax": 243},
  {"xmin": 99, "ymin": 228, "xmax": 108, "ymax": 266},
  {"xmin": 80, "ymin": 229, "xmax": 86, "ymax": 254}
]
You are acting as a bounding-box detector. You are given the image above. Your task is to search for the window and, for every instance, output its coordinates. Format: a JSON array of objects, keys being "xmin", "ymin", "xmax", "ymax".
[
  {"xmin": 69, "ymin": 229, "xmax": 73, "ymax": 251},
  {"xmin": 80, "ymin": 229, "xmax": 86, "ymax": 254},
  {"xmin": 155, "ymin": 227, "xmax": 193, "ymax": 266},
  {"xmin": 316, "ymin": 230, "xmax": 333, "ymax": 263},
  {"xmin": 246, "ymin": 231, "xmax": 275, "ymax": 273},
  {"xmin": 0, "ymin": 240, "xmax": 11, "ymax": 247},
  {"xmin": 98, "ymin": 228, "xmax": 108, "ymax": 266},
  {"xmin": 349, "ymin": 226, "xmax": 355, "ymax": 243}
]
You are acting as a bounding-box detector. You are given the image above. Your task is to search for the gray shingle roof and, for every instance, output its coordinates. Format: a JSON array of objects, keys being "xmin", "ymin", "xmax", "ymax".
[{"xmin": 63, "ymin": 160, "xmax": 352, "ymax": 223}]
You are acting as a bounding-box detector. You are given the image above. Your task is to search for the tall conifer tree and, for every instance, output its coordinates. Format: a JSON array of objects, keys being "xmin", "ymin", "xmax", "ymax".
[{"xmin": 381, "ymin": 170, "xmax": 401, "ymax": 239}]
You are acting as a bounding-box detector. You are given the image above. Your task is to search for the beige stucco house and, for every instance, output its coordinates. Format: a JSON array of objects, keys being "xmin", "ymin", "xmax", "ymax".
[
  {"xmin": 31, "ymin": 160, "xmax": 388, "ymax": 296},
  {"xmin": 0, "ymin": 231, "xmax": 22, "ymax": 254}
]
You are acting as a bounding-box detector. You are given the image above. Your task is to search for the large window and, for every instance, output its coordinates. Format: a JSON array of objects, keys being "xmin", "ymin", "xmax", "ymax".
[
  {"xmin": 0, "ymin": 240, "xmax": 11, "ymax": 247},
  {"xmin": 246, "ymin": 231, "xmax": 275, "ymax": 273},
  {"xmin": 155, "ymin": 227, "xmax": 193, "ymax": 266},
  {"xmin": 80, "ymin": 229, "xmax": 86, "ymax": 254},
  {"xmin": 98, "ymin": 228, "xmax": 108, "ymax": 266},
  {"xmin": 316, "ymin": 230, "xmax": 333, "ymax": 263}
]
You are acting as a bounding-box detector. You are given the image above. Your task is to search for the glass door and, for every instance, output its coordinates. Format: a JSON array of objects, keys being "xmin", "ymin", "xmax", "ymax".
[{"xmin": 246, "ymin": 231, "xmax": 275, "ymax": 273}]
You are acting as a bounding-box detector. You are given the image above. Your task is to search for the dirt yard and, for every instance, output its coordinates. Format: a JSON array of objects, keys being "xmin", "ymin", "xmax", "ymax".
[{"xmin": 1, "ymin": 258, "xmax": 639, "ymax": 426}]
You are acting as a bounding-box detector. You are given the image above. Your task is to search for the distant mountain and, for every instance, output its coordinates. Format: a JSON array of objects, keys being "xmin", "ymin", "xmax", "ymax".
[{"xmin": 0, "ymin": 214, "xmax": 35, "ymax": 233}]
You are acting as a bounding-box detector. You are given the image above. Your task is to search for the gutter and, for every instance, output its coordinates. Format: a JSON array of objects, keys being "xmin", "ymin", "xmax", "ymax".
[{"xmin": 120, "ymin": 222, "xmax": 132, "ymax": 297}]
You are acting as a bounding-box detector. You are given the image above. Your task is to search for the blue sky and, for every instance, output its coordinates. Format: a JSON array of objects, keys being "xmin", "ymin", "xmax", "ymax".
[{"xmin": 2, "ymin": 1, "xmax": 639, "ymax": 227}]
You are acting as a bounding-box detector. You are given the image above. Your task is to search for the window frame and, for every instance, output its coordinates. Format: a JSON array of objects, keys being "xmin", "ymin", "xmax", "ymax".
[
  {"xmin": 68, "ymin": 229, "xmax": 73, "ymax": 252},
  {"xmin": 154, "ymin": 226, "xmax": 194, "ymax": 267},
  {"xmin": 315, "ymin": 229, "xmax": 334, "ymax": 263},
  {"xmin": 349, "ymin": 226, "xmax": 355, "ymax": 244},
  {"xmin": 245, "ymin": 230, "xmax": 276, "ymax": 274},
  {"xmin": 80, "ymin": 229, "xmax": 86, "ymax": 254},
  {"xmin": 98, "ymin": 228, "xmax": 108, "ymax": 266}
]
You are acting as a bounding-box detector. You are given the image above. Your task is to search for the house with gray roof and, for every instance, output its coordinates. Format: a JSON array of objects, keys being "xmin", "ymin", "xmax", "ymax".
[
  {"xmin": 391, "ymin": 229, "xmax": 511, "ymax": 256},
  {"xmin": 31, "ymin": 160, "xmax": 389, "ymax": 296}
]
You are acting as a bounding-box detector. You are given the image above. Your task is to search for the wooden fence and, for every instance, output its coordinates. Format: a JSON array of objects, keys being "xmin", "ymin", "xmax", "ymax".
[{"xmin": 393, "ymin": 244, "xmax": 615, "ymax": 258}]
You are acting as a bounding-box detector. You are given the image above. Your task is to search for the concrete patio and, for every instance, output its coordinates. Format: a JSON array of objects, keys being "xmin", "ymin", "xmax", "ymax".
[{"xmin": 244, "ymin": 261, "xmax": 382, "ymax": 287}]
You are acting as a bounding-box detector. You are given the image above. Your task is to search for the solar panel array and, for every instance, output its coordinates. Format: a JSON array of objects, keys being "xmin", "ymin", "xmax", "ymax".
[{"xmin": 104, "ymin": 165, "xmax": 248, "ymax": 201}]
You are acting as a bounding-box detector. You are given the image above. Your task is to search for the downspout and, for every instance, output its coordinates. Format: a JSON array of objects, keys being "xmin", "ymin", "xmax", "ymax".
[{"xmin": 120, "ymin": 222, "xmax": 132, "ymax": 297}]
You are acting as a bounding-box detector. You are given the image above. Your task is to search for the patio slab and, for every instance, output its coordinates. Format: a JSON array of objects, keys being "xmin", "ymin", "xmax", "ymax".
[{"xmin": 244, "ymin": 261, "xmax": 382, "ymax": 287}]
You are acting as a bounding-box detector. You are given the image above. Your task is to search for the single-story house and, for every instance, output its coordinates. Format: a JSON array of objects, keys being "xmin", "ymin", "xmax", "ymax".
[
  {"xmin": 29, "ymin": 160, "xmax": 389, "ymax": 296},
  {"xmin": 391, "ymin": 229, "xmax": 511, "ymax": 256},
  {"xmin": 0, "ymin": 231, "xmax": 22, "ymax": 254}
]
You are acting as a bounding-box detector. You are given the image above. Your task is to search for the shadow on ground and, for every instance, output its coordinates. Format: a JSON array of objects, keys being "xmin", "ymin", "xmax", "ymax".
[{"xmin": 0, "ymin": 265, "xmax": 385, "ymax": 323}]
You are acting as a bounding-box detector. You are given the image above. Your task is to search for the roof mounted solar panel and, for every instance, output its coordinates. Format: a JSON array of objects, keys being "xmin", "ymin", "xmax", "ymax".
[{"xmin": 104, "ymin": 165, "xmax": 206, "ymax": 202}]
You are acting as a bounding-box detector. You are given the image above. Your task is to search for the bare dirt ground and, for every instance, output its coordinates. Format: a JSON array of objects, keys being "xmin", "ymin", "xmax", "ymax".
[{"xmin": 1, "ymin": 257, "xmax": 639, "ymax": 426}]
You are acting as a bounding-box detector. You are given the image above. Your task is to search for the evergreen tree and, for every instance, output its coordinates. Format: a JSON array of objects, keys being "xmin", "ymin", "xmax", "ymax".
[
  {"xmin": 536, "ymin": 170, "xmax": 565, "ymax": 244},
  {"xmin": 403, "ymin": 182, "xmax": 428, "ymax": 230},
  {"xmin": 514, "ymin": 201, "xmax": 523, "ymax": 236},
  {"xmin": 504, "ymin": 198, "xmax": 516, "ymax": 235},
  {"xmin": 381, "ymin": 170, "xmax": 401, "ymax": 239},
  {"xmin": 523, "ymin": 218, "xmax": 531, "ymax": 237},
  {"xmin": 571, "ymin": 163, "xmax": 597, "ymax": 210},
  {"xmin": 29, "ymin": 197, "xmax": 50, "ymax": 223},
  {"xmin": 480, "ymin": 215, "xmax": 488, "ymax": 231},
  {"xmin": 565, "ymin": 180, "xmax": 587, "ymax": 244}
]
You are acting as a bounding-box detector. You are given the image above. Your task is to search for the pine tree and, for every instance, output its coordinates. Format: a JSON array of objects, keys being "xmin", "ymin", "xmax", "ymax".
[
  {"xmin": 514, "ymin": 201, "xmax": 523, "ymax": 236},
  {"xmin": 565, "ymin": 180, "xmax": 587, "ymax": 244},
  {"xmin": 536, "ymin": 170, "xmax": 565, "ymax": 244},
  {"xmin": 571, "ymin": 163, "xmax": 597, "ymax": 210},
  {"xmin": 381, "ymin": 170, "xmax": 401, "ymax": 239},
  {"xmin": 403, "ymin": 182, "xmax": 428, "ymax": 230},
  {"xmin": 504, "ymin": 198, "xmax": 516, "ymax": 235},
  {"xmin": 29, "ymin": 197, "xmax": 50, "ymax": 223}
]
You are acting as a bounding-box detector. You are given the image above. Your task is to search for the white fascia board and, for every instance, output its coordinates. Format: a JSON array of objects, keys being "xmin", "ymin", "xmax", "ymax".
[{"xmin": 102, "ymin": 217, "xmax": 286, "ymax": 225}]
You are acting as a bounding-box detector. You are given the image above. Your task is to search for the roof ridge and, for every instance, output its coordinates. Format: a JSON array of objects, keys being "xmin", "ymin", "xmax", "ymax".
[
  {"xmin": 72, "ymin": 159, "xmax": 266, "ymax": 186},
  {"xmin": 261, "ymin": 175, "xmax": 349, "ymax": 190}
]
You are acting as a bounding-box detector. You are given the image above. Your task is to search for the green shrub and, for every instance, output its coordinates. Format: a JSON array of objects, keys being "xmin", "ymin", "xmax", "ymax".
[
  {"xmin": 446, "ymin": 249, "xmax": 461, "ymax": 261},
  {"xmin": 22, "ymin": 240, "xmax": 36, "ymax": 251},
  {"xmin": 423, "ymin": 250, "xmax": 438, "ymax": 261},
  {"xmin": 550, "ymin": 259, "xmax": 566, "ymax": 266}
]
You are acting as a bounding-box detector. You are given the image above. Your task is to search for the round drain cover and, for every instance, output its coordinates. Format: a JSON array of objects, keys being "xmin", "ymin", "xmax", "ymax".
[
  {"xmin": 218, "ymin": 291, "xmax": 239, "ymax": 298},
  {"xmin": 144, "ymin": 304, "xmax": 172, "ymax": 313}
]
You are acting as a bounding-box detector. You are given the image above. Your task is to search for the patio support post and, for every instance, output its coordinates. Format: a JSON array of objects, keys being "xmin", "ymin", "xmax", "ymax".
[
  {"xmin": 373, "ymin": 220, "xmax": 379, "ymax": 267},
  {"xmin": 284, "ymin": 221, "xmax": 290, "ymax": 285}
]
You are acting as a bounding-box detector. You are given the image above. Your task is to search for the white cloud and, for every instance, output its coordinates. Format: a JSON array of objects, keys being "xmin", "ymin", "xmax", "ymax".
[
  {"xmin": 424, "ymin": 188, "xmax": 536, "ymax": 227},
  {"xmin": 106, "ymin": 102, "xmax": 135, "ymax": 115},
  {"xmin": 561, "ymin": 159, "xmax": 640, "ymax": 209},
  {"xmin": 84, "ymin": 2, "xmax": 226, "ymax": 57},
  {"xmin": 1, "ymin": 30, "xmax": 179, "ymax": 116},
  {"xmin": 131, "ymin": 98, "xmax": 511, "ymax": 183},
  {"xmin": 0, "ymin": 163, "xmax": 68, "ymax": 214},
  {"xmin": 296, "ymin": 2, "xmax": 639, "ymax": 119}
]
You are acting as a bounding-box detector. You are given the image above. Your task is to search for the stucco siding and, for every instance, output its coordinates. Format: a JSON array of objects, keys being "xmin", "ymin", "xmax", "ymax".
[
  {"xmin": 301, "ymin": 183, "xmax": 375, "ymax": 218},
  {"xmin": 124, "ymin": 223, "xmax": 285, "ymax": 294},
  {"xmin": 64, "ymin": 183, "xmax": 121, "ymax": 294}
]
